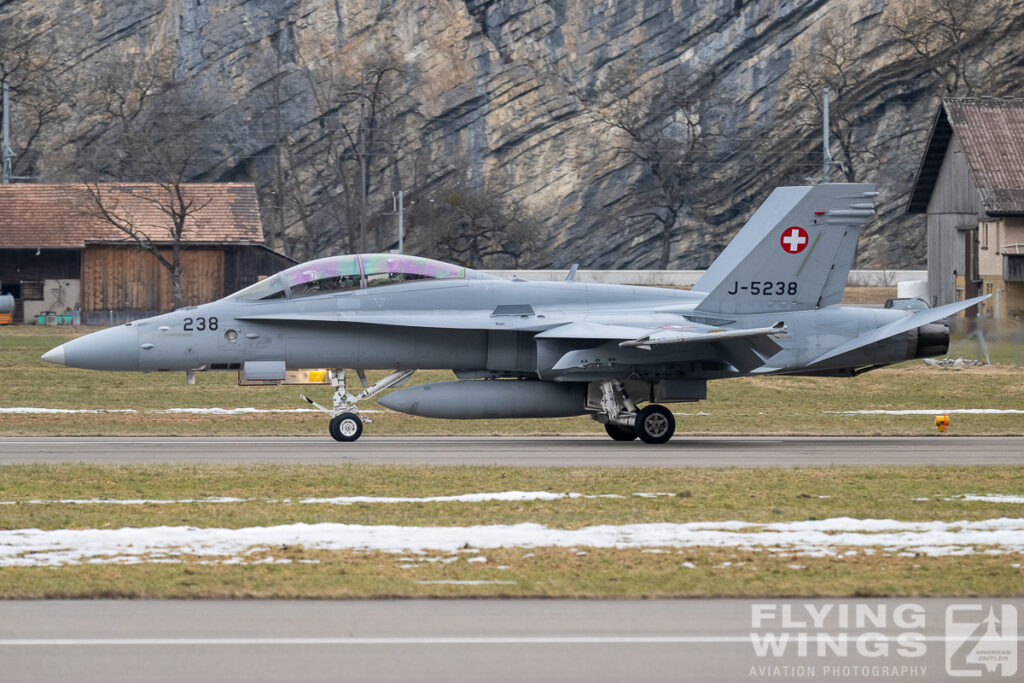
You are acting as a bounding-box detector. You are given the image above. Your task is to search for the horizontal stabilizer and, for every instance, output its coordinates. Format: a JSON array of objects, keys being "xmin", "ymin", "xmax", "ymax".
[{"xmin": 808, "ymin": 295, "xmax": 989, "ymax": 366}]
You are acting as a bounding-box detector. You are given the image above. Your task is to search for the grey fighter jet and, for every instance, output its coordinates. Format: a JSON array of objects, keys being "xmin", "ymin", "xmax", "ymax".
[{"xmin": 42, "ymin": 183, "xmax": 985, "ymax": 443}]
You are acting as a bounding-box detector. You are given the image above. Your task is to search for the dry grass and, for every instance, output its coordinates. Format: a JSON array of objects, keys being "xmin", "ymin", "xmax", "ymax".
[
  {"xmin": 4, "ymin": 548, "xmax": 1021, "ymax": 599},
  {"xmin": 2, "ymin": 464, "xmax": 1023, "ymax": 529},
  {"xmin": 1, "ymin": 464, "xmax": 1022, "ymax": 597}
]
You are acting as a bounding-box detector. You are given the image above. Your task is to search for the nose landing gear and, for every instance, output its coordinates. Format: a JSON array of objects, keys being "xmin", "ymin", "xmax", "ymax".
[{"xmin": 301, "ymin": 368, "xmax": 415, "ymax": 442}]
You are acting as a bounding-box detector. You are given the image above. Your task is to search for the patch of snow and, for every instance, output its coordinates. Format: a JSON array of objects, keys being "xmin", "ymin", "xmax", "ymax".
[
  {"xmin": 17, "ymin": 497, "xmax": 250, "ymax": 505},
  {"xmin": 0, "ymin": 491, "xmax": 655, "ymax": 506},
  {"xmin": 4, "ymin": 517, "xmax": 1024, "ymax": 567},
  {"xmin": 0, "ymin": 407, "xmax": 384, "ymax": 415},
  {"xmin": 954, "ymin": 494, "xmax": 1024, "ymax": 504},
  {"xmin": 0, "ymin": 407, "xmax": 138, "ymax": 414},
  {"xmin": 416, "ymin": 580, "xmax": 516, "ymax": 585},
  {"xmin": 300, "ymin": 491, "xmax": 581, "ymax": 505},
  {"xmin": 680, "ymin": 561, "xmax": 696, "ymax": 568},
  {"xmin": 467, "ymin": 556, "xmax": 487, "ymax": 563}
]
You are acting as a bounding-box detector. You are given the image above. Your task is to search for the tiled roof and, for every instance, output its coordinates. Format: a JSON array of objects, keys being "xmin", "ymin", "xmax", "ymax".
[
  {"xmin": 0, "ymin": 183, "xmax": 264, "ymax": 248},
  {"xmin": 909, "ymin": 98, "xmax": 1024, "ymax": 215}
]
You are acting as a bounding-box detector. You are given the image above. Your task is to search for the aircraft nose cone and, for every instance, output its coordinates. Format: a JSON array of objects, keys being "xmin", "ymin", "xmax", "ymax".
[
  {"xmin": 41, "ymin": 344, "xmax": 66, "ymax": 366},
  {"xmin": 57, "ymin": 325, "xmax": 141, "ymax": 371}
]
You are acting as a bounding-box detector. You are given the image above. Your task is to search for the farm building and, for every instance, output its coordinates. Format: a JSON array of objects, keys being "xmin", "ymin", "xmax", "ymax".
[
  {"xmin": 907, "ymin": 97, "xmax": 1024, "ymax": 320},
  {"xmin": 0, "ymin": 183, "xmax": 293, "ymax": 324}
]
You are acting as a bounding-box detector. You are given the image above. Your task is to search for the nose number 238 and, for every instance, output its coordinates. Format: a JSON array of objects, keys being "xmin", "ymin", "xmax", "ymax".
[{"xmin": 183, "ymin": 316, "xmax": 219, "ymax": 332}]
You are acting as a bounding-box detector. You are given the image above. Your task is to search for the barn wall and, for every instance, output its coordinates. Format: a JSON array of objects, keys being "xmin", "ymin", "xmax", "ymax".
[
  {"xmin": 82, "ymin": 246, "xmax": 224, "ymax": 313},
  {"xmin": 926, "ymin": 136, "xmax": 981, "ymax": 215},
  {"xmin": 925, "ymin": 133, "xmax": 983, "ymax": 308},
  {"xmin": 926, "ymin": 213, "xmax": 972, "ymax": 307}
]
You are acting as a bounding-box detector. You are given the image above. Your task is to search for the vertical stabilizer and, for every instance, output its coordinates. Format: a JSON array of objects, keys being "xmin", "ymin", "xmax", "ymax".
[{"xmin": 694, "ymin": 183, "xmax": 876, "ymax": 315}]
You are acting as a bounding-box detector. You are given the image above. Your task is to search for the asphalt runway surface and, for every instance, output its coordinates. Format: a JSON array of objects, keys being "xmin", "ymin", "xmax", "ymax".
[
  {"xmin": 3, "ymin": 599, "xmax": 1021, "ymax": 682},
  {"xmin": 1, "ymin": 436, "xmax": 1022, "ymax": 466}
]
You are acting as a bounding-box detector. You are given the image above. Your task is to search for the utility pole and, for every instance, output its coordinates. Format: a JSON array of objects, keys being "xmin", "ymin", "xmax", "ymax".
[
  {"xmin": 359, "ymin": 100, "xmax": 368, "ymax": 253},
  {"xmin": 271, "ymin": 46, "xmax": 285, "ymax": 253},
  {"xmin": 822, "ymin": 86, "xmax": 831, "ymax": 184},
  {"xmin": 2, "ymin": 82, "xmax": 14, "ymax": 184}
]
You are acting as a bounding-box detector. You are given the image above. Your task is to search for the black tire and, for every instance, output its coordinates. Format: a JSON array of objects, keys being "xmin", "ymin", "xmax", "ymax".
[
  {"xmin": 329, "ymin": 412, "xmax": 363, "ymax": 442},
  {"xmin": 635, "ymin": 405, "xmax": 675, "ymax": 444},
  {"xmin": 604, "ymin": 423, "xmax": 638, "ymax": 441}
]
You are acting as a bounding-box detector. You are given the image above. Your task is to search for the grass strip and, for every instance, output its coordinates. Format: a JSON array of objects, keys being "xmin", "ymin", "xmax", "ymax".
[
  {"xmin": 3, "ymin": 548, "xmax": 1021, "ymax": 599},
  {"xmin": 1, "ymin": 464, "xmax": 1024, "ymax": 529},
  {"xmin": 2, "ymin": 464, "xmax": 1022, "ymax": 598}
]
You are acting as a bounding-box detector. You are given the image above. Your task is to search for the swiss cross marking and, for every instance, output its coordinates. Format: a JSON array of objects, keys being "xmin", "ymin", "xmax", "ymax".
[{"xmin": 781, "ymin": 226, "xmax": 809, "ymax": 254}]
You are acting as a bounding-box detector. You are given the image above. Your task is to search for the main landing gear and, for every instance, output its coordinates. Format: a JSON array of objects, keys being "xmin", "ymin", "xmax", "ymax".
[
  {"xmin": 301, "ymin": 368, "xmax": 415, "ymax": 442},
  {"xmin": 595, "ymin": 380, "xmax": 676, "ymax": 444}
]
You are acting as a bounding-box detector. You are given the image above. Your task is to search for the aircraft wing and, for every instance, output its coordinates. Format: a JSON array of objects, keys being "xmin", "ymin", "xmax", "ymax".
[
  {"xmin": 539, "ymin": 320, "xmax": 788, "ymax": 373},
  {"xmin": 537, "ymin": 319, "xmax": 785, "ymax": 348}
]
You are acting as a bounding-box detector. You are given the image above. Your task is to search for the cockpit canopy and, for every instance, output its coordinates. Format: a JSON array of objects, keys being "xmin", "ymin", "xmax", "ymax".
[{"xmin": 230, "ymin": 254, "xmax": 467, "ymax": 301}]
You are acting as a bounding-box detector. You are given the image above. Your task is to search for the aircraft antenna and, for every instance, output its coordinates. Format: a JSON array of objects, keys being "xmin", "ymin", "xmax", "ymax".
[{"xmin": 386, "ymin": 190, "xmax": 405, "ymax": 253}]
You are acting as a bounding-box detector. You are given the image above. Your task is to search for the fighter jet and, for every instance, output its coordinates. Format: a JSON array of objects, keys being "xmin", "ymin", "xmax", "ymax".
[{"xmin": 42, "ymin": 183, "xmax": 985, "ymax": 443}]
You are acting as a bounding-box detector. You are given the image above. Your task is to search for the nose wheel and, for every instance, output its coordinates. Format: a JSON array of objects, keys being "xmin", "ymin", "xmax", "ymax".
[
  {"xmin": 300, "ymin": 368, "xmax": 416, "ymax": 443},
  {"xmin": 329, "ymin": 412, "xmax": 363, "ymax": 442}
]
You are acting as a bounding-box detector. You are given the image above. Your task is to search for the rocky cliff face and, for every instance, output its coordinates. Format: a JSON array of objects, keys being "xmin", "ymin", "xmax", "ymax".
[{"xmin": 3, "ymin": 0, "xmax": 1023, "ymax": 269}]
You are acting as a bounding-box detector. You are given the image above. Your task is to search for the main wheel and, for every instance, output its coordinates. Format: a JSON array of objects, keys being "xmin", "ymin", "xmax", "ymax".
[
  {"xmin": 604, "ymin": 423, "xmax": 638, "ymax": 441},
  {"xmin": 635, "ymin": 405, "xmax": 675, "ymax": 444},
  {"xmin": 329, "ymin": 412, "xmax": 363, "ymax": 442}
]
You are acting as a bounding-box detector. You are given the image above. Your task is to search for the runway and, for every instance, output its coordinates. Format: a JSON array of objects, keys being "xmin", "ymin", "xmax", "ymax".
[
  {"xmin": 1, "ymin": 436, "xmax": 1022, "ymax": 466},
  {"xmin": 3, "ymin": 599, "xmax": 1021, "ymax": 682}
]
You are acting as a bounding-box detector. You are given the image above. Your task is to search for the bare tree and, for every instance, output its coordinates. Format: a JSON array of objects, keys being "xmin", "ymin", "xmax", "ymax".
[
  {"xmin": 276, "ymin": 50, "xmax": 410, "ymax": 259},
  {"xmin": 588, "ymin": 57, "xmax": 715, "ymax": 269},
  {"xmin": 410, "ymin": 182, "xmax": 541, "ymax": 268},
  {"xmin": 884, "ymin": 0, "xmax": 991, "ymax": 96},
  {"xmin": 786, "ymin": 9, "xmax": 881, "ymax": 183},
  {"xmin": 76, "ymin": 79, "xmax": 215, "ymax": 309}
]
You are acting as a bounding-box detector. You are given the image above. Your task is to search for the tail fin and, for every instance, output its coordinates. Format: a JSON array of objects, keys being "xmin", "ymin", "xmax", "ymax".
[{"xmin": 694, "ymin": 183, "xmax": 876, "ymax": 315}]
